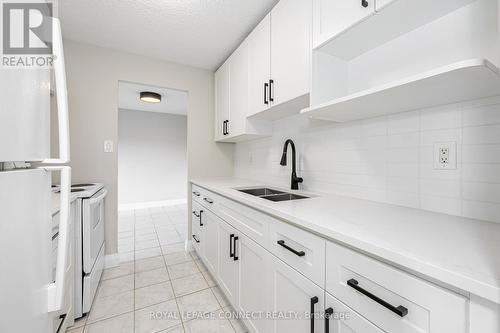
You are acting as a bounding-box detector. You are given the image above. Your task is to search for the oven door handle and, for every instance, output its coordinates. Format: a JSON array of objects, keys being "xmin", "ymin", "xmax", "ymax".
[{"xmin": 87, "ymin": 188, "xmax": 108, "ymax": 205}]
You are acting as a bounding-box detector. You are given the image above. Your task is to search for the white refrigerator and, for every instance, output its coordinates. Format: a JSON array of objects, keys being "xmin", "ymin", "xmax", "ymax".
[{"xmin": 0, "ymin": 18, "xmax": 72, "ymax": 333}]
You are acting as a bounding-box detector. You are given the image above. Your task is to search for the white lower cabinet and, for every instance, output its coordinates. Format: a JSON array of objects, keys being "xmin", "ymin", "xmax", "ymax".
[
  {"xmin": 236, "ymin": 233, "xmax": 271, "ymax": 333},
  {"xmin": 268, "ymin": 254, "xmax": 324, "ymax": 333},
  {"xmin": 190, "ymin": 185, "xmax": 481, "ymax": 333},
  {"xmin": 202, "ymin": 209, "xmax": 218, "ymax": 276},
  {"xmin": 325, "ymin": 292, "xmax": 384, "ymax": 333},
  {"xmin": 217, "ymin": 219, "xmax": 239, "ymax": 305}
]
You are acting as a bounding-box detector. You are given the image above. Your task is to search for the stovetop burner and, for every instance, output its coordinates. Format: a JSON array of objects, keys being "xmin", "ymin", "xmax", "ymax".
[{"xmin": 72, "ymin": 183, "xmax": 95, "ymax": 187}]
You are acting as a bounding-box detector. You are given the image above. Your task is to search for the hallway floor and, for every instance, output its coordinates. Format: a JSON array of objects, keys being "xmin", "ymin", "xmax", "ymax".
[{"xmin": 68, "ymin": 204, "xmax": 247, "ymax": 333}]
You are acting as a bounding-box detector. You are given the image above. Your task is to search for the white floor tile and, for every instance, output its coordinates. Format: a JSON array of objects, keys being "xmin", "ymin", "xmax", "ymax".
[
  {"xmin": 87, "ymin": 291, "xmax": 134, "ymax": 324},
  {"xmin": 96, "ymin": 274, "xmax": 134, "ymax": 298},
  {"xmin": 177, "ymin": 289, "xmax": 221, "ymax": 321},
  {"xmin": 171, "ymin": 273, "xmax": 209, "ymax": 297},
  {"xmin": 135, "ymin": 255, "xmax": 165, "ymax": 273},
  {"xmin": 101, "ymin": 262, "xmax": 134, "ymax": 281},
  {"xmin": 134, "ymin": 300, "xmax": 181, "ymax": 333},
  {"xmin": 135, "ymin": 266, "xmax": 169, "ymax": 289},
  {"xmin": 164, "ymin": 252, "xmax": 193, "ymax": 266},
  {"xmin": 135, "ymin": 281, "xmax": 175, "ymax": 310},
  {"xmin": 83, "ymin": 312, "xmax": 134, "ymax": 333}
]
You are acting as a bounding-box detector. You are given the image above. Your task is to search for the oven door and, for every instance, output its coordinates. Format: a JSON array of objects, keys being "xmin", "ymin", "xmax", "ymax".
[{"xmin": 82, "ymin": 188, "xmax": 107, "ymax": 274}]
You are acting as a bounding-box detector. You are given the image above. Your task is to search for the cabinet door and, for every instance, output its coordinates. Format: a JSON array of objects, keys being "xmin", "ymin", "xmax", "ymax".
[
  {"xmin": 214, "ymin": 61, "xmax": 230, "ymax": 141},
  {"xmin": 228, "ymin": 40, "xmax": 249, "ymax": 137},
  {"xmin": 313, "ymin": 0, "xmax": 375, "ymax": 47},
  {"xmin": 202, "ymin": 210, "xmax": 218, "ymax": 276},
  {"xmin": 271, "ymin": 0, "xmax": 311, "ymax": 105},
  {"xmin": 268, "ymin": 254, "xmax": 324, "ymax": 333},
  {"xmin": 236, "ymin": 233, "xmax": 271, "ymax": 333},
  {"xmin": 325, "ymin": 293, "xmax": 384, "ymax": 333},
  {"xmin": 217, "ymin": 219, "xmax": 239, "ymax": 305},
  {"xmin": 247, "ymin": 14, "xmax": 271, "ymax": 116}
]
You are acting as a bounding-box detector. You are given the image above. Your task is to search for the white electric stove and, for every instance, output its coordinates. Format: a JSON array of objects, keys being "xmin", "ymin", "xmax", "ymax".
[{"xmin": 65, "ymin": 183, "xmax": 107, "ymax": 318}]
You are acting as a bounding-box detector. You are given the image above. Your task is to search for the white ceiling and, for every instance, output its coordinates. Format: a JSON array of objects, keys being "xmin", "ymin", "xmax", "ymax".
[
  {"xmin": 59, "ymin": 0, "xmax": 278, "ymax": 70},
  {"xmin": 118, "ymin": 81, "xmax": 188, "ymax": 115}
]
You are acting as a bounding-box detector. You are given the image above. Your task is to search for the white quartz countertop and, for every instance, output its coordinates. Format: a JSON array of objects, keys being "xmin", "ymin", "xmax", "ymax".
[{"xmin": 191, "ymin": 178, "xmax": 500, "ymax": 304}]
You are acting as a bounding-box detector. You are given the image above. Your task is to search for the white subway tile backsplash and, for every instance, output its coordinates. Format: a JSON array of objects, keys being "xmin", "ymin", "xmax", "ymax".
[
  {"xmin": 462, "ymin": 182, "xmax": 500, "ymax": 203},
  {"xmin": 462, "ymin": 144, "xmax": 500, "ymax": 164},
  {"xmin": 462, "ymin": 164, "xmax": 500, "ymax": 183},
  {"xmin": 234, "ymin": 96, "xmax": 500, "ymax": 223},
  {"xmin": 386, "ymin": 191, "xmax": 419, "ymax": 209},
  {"xmin": 420, "ymin": 195, "xmax": 462, "ymax": 216},
  {"xmin": 462, "ymin": 102, "xmax": 500, "ymax": 127},
  {"xmin": 462, "ymin": 124, "xmax": 500, "ymax": 145},
  {"xmin": 462, "ymin": 200, "xmax": 500, "ymax": 223},
  {"xmin": 420, "ymin": 179, "xmax": 461, "ymax": 198},
  {"xmin": 420, "ymin": 128, "xmax": 462, "ymax": 146},
  {"xmin": 387, "ymin": 112, "xmax": 420, "ymax": 134},
  {"xmin": 420, "ymin": 105, "xmax": 461, "ymax": 131}
]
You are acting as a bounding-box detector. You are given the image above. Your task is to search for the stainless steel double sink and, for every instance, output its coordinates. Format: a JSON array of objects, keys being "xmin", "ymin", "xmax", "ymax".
[{"xmin": 237, "ymin": 187, "xmax": 310, "ymax": 202}]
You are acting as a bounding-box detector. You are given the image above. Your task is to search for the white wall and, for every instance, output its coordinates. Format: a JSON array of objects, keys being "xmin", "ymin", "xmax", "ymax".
[
  {"xmin": 235, "ymin": 95, "xmax": 500, "ymax": 224},
  {"xmin": 62, "ymin": 40, "xmax": 234, "ymax": 255},
  {"xmin": 118, "ymin": 109, "xmax": 187, "ymax": 206}
]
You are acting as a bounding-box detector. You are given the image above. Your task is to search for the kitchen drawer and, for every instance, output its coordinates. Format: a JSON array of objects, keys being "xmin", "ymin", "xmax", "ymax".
[
  {"xmin": 269, "ymin": 219, "xmax": 325, "ymax": 287},
  {"xmin": 326, "ymin": 241, "xmax": 468, "ymax": 333},
  {"xmin": 192, "ymin": 185, "xmax": 219, "ymax": 210},
  {"xmin": 325, "ymin": 292, "xmax": 384, "ymax": 333},
  {"xmin": 191, "ymin": 184, "xmax": 204, "ymax": 204},
  {"xmin": 214, "ymin": 193, "xmax": 271, "ymax": 247},
  {"xmin": 191, "ymin": 201, "xmax": 203, "ymax": 253}
]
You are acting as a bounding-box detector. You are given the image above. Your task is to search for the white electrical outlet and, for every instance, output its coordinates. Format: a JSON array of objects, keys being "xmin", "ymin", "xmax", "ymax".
[
  {"xmin": 104, "ymin": 140, "xmax": 114, "ymax": 153},
  {"xmin": 434, "ymin": 142, "xmax": 457, "ymax": 169}
]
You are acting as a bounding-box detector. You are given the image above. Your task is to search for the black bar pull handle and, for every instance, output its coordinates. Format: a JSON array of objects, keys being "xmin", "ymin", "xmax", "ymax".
[
  {"xmin": 264, "ymin": 82, "xmax": 269, "ymax": 105},
  {"xmin": 310, "ymin": 296, "xmax": 318, "ymax": 333},
  {"xmin": 347, "ymin": 279, "xmax": 408, "ymax": 317},
  {"xmin": 361, "ymin": 0, "xmax": 368, "ymax": 7},
  {"xmin": 229, "ymin": 234, "xmax": 234, "ymax": 258},
  {"xmin": 192, "ymin": 235, "xmax": 200, "ymax": 243},
  {"xmin": 269, "ymin": 79, "xmax": 274, "ymax": 102},
  {"xmin": 277, "ymin": 240, "xmax": 305, "ymax": 257},
  {"xmin": 203, "ymin": 197, "xmax": 214, "ymax": 204},
  {"xmin": 225, "ymin": 120, "xmax": 229, "ymax": 135},
  {"xmin": 222, "ymin": 121, "xmax": 226, "ymax": 135},
  {"xmin": 233, "ymin": 236, "xmax": 239, "ymax": 261},
  {"xmin": 324, "ymin": 307, "xmax": 333, "ymax": 333},
  {"xmin": 192, "ymin": 210, "xmax": 200, "ymax": 218},
  {"xmin": 199, "ymin": 210, "xmax": 204, "ymax": 226},
  {"xmin": 192, "ymin": 191, "xmax": 200, "ymax": 197}
]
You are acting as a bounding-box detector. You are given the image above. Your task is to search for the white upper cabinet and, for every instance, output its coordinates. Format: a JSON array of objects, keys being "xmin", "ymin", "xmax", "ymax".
[
  {"xmin": 214, "ymin": 60, "xmax": 230, "ymax": 141},
  {"xmin": 248, "ymin": 14, "xmax": 271, "ymax": 117},
  {"xmin": 227, "ymin": 41, "xmax": 249, "ymax": 138},
  {"xmin": 313, "ymin": 0, "xmax": 375, "ymax": 48},
  {"xmin": 270, "ymin": 0, "xmax": 311, "ymax": 109},
  {"xmin": 214, "ymin": 0, "xmax": 311, "ymax": 142}
]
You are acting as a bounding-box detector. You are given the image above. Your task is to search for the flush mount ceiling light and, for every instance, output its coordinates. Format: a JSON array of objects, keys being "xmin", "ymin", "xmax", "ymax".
[{"xmin": 140, "ymin": 91, "xmax": 162, "ymax": 103}]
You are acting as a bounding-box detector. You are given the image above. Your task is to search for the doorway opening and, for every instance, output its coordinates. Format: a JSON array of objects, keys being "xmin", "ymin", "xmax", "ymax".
[{"xmin": 117, "ymin": 81, "xmax": 188, "ymax": 259}]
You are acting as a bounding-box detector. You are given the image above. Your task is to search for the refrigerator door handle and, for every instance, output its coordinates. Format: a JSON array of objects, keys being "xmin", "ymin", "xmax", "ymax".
[
  {"xmin": 41, "ymin": 166, "xmax": 71, "ymax": 312},
  {"xmin": 43, "ymin": 18, "xmax": 70, "ymax": 164}
]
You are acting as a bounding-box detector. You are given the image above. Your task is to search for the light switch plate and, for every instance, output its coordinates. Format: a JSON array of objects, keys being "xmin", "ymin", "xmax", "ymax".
[
  {"xmin": 104, "ymin": 140, "xmax": 114, "ymax": 153},
  {"xmin": 433, "ymin": 142, "xmax": 457, "ymax": 169}
]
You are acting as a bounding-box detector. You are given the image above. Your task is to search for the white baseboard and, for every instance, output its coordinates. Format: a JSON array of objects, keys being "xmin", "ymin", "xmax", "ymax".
[
  {"xmin": 185, "ymin": 239, "xmax": 194, "ymax": 252},
  {"xmin": 118, "ymin": 198, "xmax": 187, "ymax": 211},
  {"xmin": 104, "ymin": 253, "xmax": 120, "ymax": 269}
]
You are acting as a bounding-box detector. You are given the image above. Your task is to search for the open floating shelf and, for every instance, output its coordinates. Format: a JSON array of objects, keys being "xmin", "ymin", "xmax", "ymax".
[
  {"xmin": 314, "ymin": 0, "xmax": 477, "ymax": 60},
  {"xmin": 301, "ymin": 59, "xmax": 500, "ymax": 122}
]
